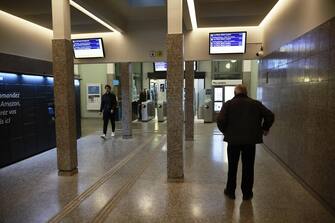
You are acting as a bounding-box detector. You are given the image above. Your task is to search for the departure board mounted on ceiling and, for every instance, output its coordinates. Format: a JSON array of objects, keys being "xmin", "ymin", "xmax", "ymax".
[{"xmin": 209, "ymin": 32, "xmax": 247, "ymax": 54}]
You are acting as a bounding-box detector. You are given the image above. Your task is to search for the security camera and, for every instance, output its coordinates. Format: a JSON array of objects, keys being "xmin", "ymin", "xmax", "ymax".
[
  {"xmin": 256, "ymin": 51, "xmax": 264, "ymax": 57},
  {"xmin": 256, "ymin": 45, "xmax": 264, "ymax": 57}
]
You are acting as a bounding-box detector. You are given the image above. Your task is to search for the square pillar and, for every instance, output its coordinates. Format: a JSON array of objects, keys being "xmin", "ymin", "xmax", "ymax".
[
  {"xmin": 167, "ymin": 0, "xmax": 184, "ymax": 180},
  {"xmin": 52, "ymin": 0, "xmax": 77, "ymax": 175},
  {"xmin": 120, "ymin": 63, "xmax": 132, "ymax": 139},
  {"xmin": 167, "ymin": 34, "xmax": 184, "ymax": 179},
  {"xmin": 185, "ymin": 61, "xmax": 194, "ymax": 141}
]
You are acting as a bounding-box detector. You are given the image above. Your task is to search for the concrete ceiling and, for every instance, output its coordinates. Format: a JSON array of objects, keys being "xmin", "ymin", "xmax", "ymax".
[
  {"xmin": 0, "ymin": 0, "xmax": 110, "ymax": 33},
  {"xmin": 195, "ymin": 0, "xmax": 279, "ymax": 27},
  {"xmin": 0, "ymin": 0, "xmax": 279, "ymax": 33}
]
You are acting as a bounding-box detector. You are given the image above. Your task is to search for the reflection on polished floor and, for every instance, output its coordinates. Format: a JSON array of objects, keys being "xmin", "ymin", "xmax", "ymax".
[{"xmin": 0, "ymin": 118, "xmax": 334, "ymax": 222}]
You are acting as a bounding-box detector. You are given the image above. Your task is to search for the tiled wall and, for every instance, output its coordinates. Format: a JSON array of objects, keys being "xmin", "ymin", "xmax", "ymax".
[{"xmin": 259, "ymin": 17, "xmax": 335, "ymax": 211}]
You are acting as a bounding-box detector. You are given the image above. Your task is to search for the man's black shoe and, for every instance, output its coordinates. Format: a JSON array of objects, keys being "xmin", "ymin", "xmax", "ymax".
[
  {"xmin": 243, "ymin": 192, "xmax": 253, "ymax": 201},
  {"xmin": 224, "ymin": 189, "xmax": 235, "ymax": 200}
]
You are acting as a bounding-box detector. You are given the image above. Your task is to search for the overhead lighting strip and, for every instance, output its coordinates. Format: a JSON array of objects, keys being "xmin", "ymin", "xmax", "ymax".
[
  {"xmin": 187, "ymin": 0, "xmax": 197, "ymax": 29},
  {"xmin": 259, "ymin": 0, "xmax": 286, "ymax": 27},
  {"xmin": 69, "ymin": 0, "xmax": 120, "ymax": 33}
]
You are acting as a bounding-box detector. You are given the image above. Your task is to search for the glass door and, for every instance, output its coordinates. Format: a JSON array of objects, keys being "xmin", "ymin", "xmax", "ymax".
[
  {"xmin": 224, "ymin": 86, "xmax": 235, "ymax": 102},
  {"xmin": 214, "ymin": 87, "xmax": 223, "ymax": 112},
  {"xmin": 214, "ymin": 85, "xmax": 236, "ymax": 112}
]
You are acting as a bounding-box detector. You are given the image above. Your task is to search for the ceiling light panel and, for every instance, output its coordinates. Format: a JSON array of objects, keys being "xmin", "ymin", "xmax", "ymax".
[
  {"xmin": 187, "ymin": 0, "xmax": 197, "ymax": 29},
  {"xmin": 69, "ymin": 0, "xmax": 120, "ymax": 33}
]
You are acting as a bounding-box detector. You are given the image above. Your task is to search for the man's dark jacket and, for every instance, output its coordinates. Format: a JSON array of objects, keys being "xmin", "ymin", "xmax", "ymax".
[
  {"xmin": 217, "ymin": 94, "xmax": 274, "ymax": 145},
  {"xmin": 100, "ymin": 92, "xmax": 117, "ymax": 114}
]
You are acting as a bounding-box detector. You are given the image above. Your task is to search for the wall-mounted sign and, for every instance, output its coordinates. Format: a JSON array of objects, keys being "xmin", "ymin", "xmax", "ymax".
[
  {"xmin": 149, "ymin": 50, "xmax": 163, "ymax": 58},
  {"xmin": 112, "ymin": 79, "xmax": 120, "ymax": 86},
  {"xmin": 0, "ymin": 92, "xmax": 21, "ymax": 126},
  {"xmin": 211, "ymin": 79, "xmax": 242, "ymax": 86},
  {"xmin": 205, "ymin": 89, "xmax": 212, "ymax": 95},
  {"xmin": 87, "ymin": 83, "xmax": 101, "ymax": 110}
]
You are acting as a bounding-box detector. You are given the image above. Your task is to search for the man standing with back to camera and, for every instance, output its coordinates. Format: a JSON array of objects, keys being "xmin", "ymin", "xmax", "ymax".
[
  {"xmin": 100, "ymin": 84, "xmax": 117, "ymax": 139},
  {"xmin": 217, "ymin": 84, "xmax": 274, "ymax": 200}
]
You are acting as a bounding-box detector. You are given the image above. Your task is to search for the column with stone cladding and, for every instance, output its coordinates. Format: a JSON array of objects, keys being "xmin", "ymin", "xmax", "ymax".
[
  {"xmin": 185, "ymin": 61, "xmax": 194, "ymax": 141},
  {"xmin": 120, "ymin": 63, "xmax": 132, "ymax": 139},
  {"xmin": 167, "ymin": 0, "xmax": 184, "ymax": 179},
  {"xmin": 51, "ymin": 0, "xmax": 78, "ymax": 175}
]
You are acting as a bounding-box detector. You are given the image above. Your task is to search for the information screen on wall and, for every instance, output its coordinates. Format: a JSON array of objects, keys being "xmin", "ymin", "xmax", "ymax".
[
  {"xmin": 154, "ymin": 62, "xmax": 167, "ymax": 71},
  {"xmin": 72, "ymin": 38, "xmax": 105, "ymax": 59},
  {"xmin": 112, "ymin": 80, "xmax": 120, "ymax": 86},
  {"xmin": 87, "ymin": 84, "xmax": 101, "ymax": 110},
  {"xmin": 209, "ymin": 32, "xmax": 247, "ymax": 54},
  {"xmin": 154, "ymin": 61, "xmax": 197, "ymax": 71}
]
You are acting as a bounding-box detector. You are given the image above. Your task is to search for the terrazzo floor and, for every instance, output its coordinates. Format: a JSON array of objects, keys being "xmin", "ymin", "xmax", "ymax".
[{"xmin": 0, "ymin": 118, "xmax": 334, "ymax": 222}]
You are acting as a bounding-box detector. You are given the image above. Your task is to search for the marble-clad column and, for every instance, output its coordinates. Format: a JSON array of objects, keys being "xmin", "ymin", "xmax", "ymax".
[
  {"xmin": 167, "ymin": 0, "xmax": 184, "ymax": 179},
  {"xmin": 51, "ymin": 0, "xmax": 78, "ymax": 175},
  {"xmin": 185, "ymin": 61, "xmax": 194, "ymax": 141},
  {"xmin": 120, "ymin": 63, "xmax": 132, "ymax": 139}
]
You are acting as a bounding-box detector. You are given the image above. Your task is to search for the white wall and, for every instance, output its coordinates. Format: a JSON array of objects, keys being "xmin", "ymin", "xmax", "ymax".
[
  {"xmin": 0, "ymin": 10, "xmax": 263, "ymax": 63},
  {"xmin": 0, "ymin": 10, "xmax": 52, "ymax": 61},
  {"xmin": 72, "ymin": 29, "xmax": 167, "ymax": 63},
  {"xmin": 184, "ymin": 26, "xmax": 263, "ymax": 61},
  {"xmin": 142, "ymin": 62, "xmax": 154, "ymax": 90},
  {"xmin": 262, "ymin": 0, "xmax": 335, "ymax": 55},
  {"xmin": 78, "ymin": 64, "xmax": 107, "ymax": 118},
  {"xmin": 4, "ymin": 0, "xmax": 334, "ymax": 64},
  {"xmin": 73, "ymin": 26, "xmax": 263, "ymax": 63},
  {"xmin": 197, "ymin": 61, "xmax": 212, "ymax": 89}
]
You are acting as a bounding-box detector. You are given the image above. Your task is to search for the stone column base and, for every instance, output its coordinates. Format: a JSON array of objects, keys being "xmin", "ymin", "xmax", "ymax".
[
  {"xmin": 58, "ymin": 168, "xmax": 78, "ymax": 176},
  {"xmin": 122, "ymin": 135, "xmax": 132, "ymax": 139},
  {"xmin": 167, "ymin": 176, "xmax": 184, "ymax": 183}
]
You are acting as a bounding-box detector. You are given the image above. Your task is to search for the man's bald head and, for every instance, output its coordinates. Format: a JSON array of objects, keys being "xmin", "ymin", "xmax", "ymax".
[{"xmin": 234, "ymin": 84, "xmax": 247, "ymax": 96}]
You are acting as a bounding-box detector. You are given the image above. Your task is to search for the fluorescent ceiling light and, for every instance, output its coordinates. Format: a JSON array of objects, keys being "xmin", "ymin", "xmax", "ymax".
[
  {"xmin": 197, "ymin": 26, "xmax": 259, "ymax": 30},
  {"xmin": 259, "ymin": 0, "xmax": 286, "ymax": 27},
  {"xmin": 187, "ymin": 0, "xmax": 197, "ymax": 29},
  {"xmin": 0, "ymin": 9, "xmax": 52, "ymax": 34},
  {"xmin": 69, "ymin": 0, "xmax": 120, "ymax": 33}
]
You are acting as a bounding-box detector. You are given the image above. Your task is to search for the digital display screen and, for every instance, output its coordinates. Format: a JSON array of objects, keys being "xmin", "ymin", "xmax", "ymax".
[
  {"xmin": 112, "ymin": 80, "xmax": 120, "ymax": 86},
  {"xmin": 72, "ymin": 38, "xmax": 105, "ymax": 59},
  {"xmin": 154, "ymin": 62, "xmax": 167, "ymax": 71},
  {"xmin": 154, "ymin": 61, "xmax": 197, "ymax": 72},
  {"xmin": 209, "ymin": 32, "xmax": 247, "ymax": 54},
  {"xmin": 87, "ymin": 86, "xmax": 100, "ymax": 94}
]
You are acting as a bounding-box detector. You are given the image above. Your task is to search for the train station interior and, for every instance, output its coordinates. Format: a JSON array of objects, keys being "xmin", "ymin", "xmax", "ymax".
[{"xmin": 0, "ymin": 0, "xmax": 335, "ymax": 222}]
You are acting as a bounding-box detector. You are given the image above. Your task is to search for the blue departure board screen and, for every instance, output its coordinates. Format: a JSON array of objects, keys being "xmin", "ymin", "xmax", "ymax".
[
  {"xmin": 72, "ymin": 38, "xmax": 105, "ymax": 59},
  {"xmin": 154, "ymin": 62, "xmax": 167, "ymax": 71},
  {"xmin": 209, "ymin": 32, "xmax": 247, "ymax": 54}
]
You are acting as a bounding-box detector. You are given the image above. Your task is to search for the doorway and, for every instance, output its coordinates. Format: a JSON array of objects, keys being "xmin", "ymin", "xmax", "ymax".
[{"xmin": 214, "ymin": 85, "xmax": 236, "ymax": 112}]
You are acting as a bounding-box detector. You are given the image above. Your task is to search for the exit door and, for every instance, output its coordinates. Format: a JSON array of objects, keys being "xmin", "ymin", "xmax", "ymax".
[{"xmin": 214, "ymin": 86, "xmax": 235, "ymax": 112}]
